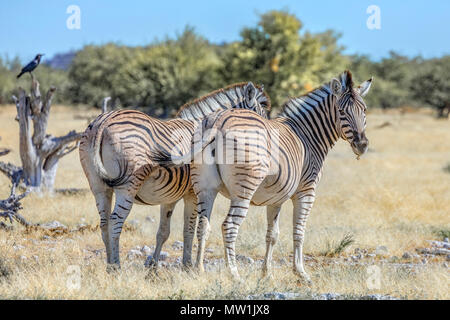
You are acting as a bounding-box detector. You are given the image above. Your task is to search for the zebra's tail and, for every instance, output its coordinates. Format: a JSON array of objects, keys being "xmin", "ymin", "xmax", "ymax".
[{"xmin": 82, "ymin": 115, "xmax": 127, "ymax": 187}]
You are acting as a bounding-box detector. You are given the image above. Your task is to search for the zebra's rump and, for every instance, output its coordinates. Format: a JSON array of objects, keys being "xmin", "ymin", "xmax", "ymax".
[{"xmin": 81, "ymin": 109, "xmax": 196, "ymax": 188}]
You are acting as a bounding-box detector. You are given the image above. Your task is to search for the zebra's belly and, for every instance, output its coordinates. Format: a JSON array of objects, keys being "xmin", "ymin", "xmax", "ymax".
[
  {"xmin": 218, "ymin": 175, "xmax": 296, "ymax": 206},
  {"xmin": 134, "ymin": 166, "xmax": 191, "ymax": 205}
]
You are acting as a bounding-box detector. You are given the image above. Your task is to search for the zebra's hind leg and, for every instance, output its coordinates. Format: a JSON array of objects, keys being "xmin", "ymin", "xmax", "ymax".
[
  {"xmin": 262, "ymin": 205, "xmax": 281, "ymax": 277},
  {"xmin": 195, "ymin": 189, "xmax": 218, "ymax": 272},
  {"xmin": 292, "ymin": 193, "xmax": 315, "ymax": 284},
  {"xmin": 106, "ymin": 189, "xmax": 135, "ymax": 271},
  {"xmin": 182, "ymin": 192, "xmax": 198, "ymax": 269},
  {"xmin": 146, "ymin": 202, "xmax": 177, "ymax": 271},
  {"xmin": 93, "ymin": 188, "xmax": 113, "ymax": 266},
  {"xmin": 222, "ymin": 199, "xmax": 251, "ymax": 280}
]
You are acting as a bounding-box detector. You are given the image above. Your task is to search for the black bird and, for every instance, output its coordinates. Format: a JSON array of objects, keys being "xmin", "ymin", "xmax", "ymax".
[{"xmin": 16, "ymin": 54, "xmax": 44, "ymax": 79}]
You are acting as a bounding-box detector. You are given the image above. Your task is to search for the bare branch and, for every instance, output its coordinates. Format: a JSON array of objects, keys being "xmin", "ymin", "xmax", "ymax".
[
  {"xmin": 0, "ymin": 161, "xmax": 23, "ymax": 184},
  {"xmin": 0, "ymin": 180, "xmax": 32, "ymax": 227},
  {"xmin": 102, "ymin": 96, "xmax": 111, "ymax": 113},
  {"xmin": 30, "ymin": 73, "xmax": 41, "ymax": 115},
  {"xmin": 0, "ymin": 149, "xmax": 10, "ymax": 157}
]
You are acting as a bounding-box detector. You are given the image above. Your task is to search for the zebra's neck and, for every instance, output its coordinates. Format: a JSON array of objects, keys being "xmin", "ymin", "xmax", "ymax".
[
  {"xmin": 177, "ymin": 85, "xmax": 249, "ymax": 122},
  {"xmin": 279, "ymin": 83, "xmax": 340, "ymax": 164}
]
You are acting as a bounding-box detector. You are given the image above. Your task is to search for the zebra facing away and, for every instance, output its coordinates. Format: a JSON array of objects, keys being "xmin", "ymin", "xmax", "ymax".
[
  {"xmin": 79, "ymin": 82, "xmax": 270, "ymax": 271},
  {"xmin": 157, "ymin": 71, "xmax": 373, "ymax": 281}
]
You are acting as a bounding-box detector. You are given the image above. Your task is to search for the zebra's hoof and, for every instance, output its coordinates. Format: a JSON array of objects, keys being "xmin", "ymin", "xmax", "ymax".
[
  {"xmin": 106, "ymin": 264, "xmax": 121, "ymax": 273},
  {"xmin": 295, "ymin": 271, "xmax": 312, "ymax": 286}
]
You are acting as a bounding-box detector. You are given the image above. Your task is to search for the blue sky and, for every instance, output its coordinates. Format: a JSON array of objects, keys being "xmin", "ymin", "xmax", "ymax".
[{"xmin": 1, "ymin": 0, "xmax": 449, "ymax": 63}]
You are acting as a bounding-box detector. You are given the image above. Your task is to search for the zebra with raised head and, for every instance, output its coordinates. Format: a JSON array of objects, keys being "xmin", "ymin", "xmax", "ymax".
[
  {"xmin": 78, "ymin": 82, "xmax": 270, "ymax": 271},
  {"xmin": 156, "ymin": 71, "xmax": 373, "ymax": 281}
]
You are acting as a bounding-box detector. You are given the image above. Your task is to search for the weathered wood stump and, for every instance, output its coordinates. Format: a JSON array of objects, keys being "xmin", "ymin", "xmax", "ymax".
[{"xmin": 1, "ymin": 74, "xmax": 82, "ymax": 192}]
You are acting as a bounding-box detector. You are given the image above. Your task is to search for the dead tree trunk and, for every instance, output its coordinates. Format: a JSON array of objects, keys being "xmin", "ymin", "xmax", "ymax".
[{"xmin": 5, "ymin": 74, "xmax": 82, "ymax": 193}]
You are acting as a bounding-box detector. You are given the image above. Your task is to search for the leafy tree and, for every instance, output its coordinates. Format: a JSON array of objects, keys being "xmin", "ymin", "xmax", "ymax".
[
  {"xmin": 350, "ymin": 52, "xmax": 422, "ymax": 110},
  {"xmin": 115, "ymin": 27, "xmax": 222, "ymax": 116},
  {"xmin": 410, "ymin": 56, "xmax": 450, "ymax": 117},
  {"xmin": 219, "ymin": 10, "xmax": 349, "ymax": 113},
  {"xmin": 68, "ymin": 44, "xmax": 135, "ymax": 107},
  {"xmin": 0, "ymin": 58, "xmax": 15, "ymax": 104}
]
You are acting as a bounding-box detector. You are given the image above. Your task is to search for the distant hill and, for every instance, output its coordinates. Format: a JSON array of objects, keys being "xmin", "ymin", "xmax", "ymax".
[{"xmin": 44, "ymin": 51, "xmax": 76, "ymax": 70}]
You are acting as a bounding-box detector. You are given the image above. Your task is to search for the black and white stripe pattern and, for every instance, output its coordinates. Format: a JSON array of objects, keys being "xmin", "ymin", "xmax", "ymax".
[
  {"xmin": 183, "ymin": 71, "xmax": 373, "ymax": 280},
  {"xmin": 79, "ymin": 82, "xmax": 270, "ymax": 270}
]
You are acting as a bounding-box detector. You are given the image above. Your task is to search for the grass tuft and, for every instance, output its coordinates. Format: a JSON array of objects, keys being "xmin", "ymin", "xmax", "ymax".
[
  {"xmin": 432, "ymin": 227, "xmax": 450, "ymax": 240},
  {"xmin": 0, "ymin": 257, "xmax": 11, "ymax": 280},
  {"xmin": 322, "ymin": 233, "xmax": 355, "ymax": 257}
]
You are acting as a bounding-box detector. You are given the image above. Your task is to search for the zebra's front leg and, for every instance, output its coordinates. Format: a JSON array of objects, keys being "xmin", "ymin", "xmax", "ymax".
[
  {"xmin": 292, "ymin": 193, "xmax": 315, "ymax": 284},
  {"xmin": 182, "ymin": 192, "xmax": 198, "ymax": 268},
  {"xmin": 106, "ymin": 190, "xmax": 135, "ymax": 271},
  {"xmin": 222, "ymin": 199, "xmax": 250, "ymax": 280},
  {"xmin": 147, "ymin": 202, "xmax": 177, "ymax": 270},
  {"xmin": 262, "ymin": 205, "xmax": 281, "ymax": 277},
  {"xmin": 195, "ymin": 189, "xmax": 218, "ymax": 272}
]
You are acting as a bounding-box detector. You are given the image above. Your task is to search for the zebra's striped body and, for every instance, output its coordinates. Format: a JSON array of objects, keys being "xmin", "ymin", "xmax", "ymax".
[
  {"xmin": 172, "ymin": 71, "xmax": 373, "ymax": 280},
  {"xmin": 79, "ymin": 82, "xmax": 270, "ymax": 270}
]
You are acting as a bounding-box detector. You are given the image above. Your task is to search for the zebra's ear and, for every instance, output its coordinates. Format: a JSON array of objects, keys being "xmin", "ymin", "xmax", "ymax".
[
  {"xmin": 244, "ymin": 82, "xmax": 257, "ymax": 105},
  {"xmin": 330, "ymin": 78, "xmax": 342, "ymax": 96},
  {"xmin": 357, "ymin": 77, "xmax": 373, "ymax": 97}
]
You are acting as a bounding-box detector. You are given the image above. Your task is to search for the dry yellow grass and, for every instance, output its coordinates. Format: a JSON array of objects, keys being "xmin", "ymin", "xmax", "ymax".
[{"xmin": 0, "ymin": 105, "xmax": 449, "ymax": 299}]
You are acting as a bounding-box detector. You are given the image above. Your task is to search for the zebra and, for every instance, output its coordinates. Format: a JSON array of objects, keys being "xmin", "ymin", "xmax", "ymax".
[
  {"xmin": 156, "ymin": 71, "xmax": 373, "ymax": 281},
  {"xmin": 78, "ymin": 82, "xmax": 270, "ymax": 271}
]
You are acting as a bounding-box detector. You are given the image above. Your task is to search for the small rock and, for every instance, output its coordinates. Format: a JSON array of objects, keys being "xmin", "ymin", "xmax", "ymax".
[
  {"xmin": 367, "ymin": 253, "xmax": 376, "ymax": 258},
  {"xmin": 236, "ymin": 255, "xmax": 254, "ymax": 264},
  {"xmin": 141, "ymin": 245, "xmax": 152, "ymax": 256},
  {"xmin": 375, "ymin": 246, "xmax": 388, "ymax": 256},
  {"xmin": 444, "ymin": 237, "xmax": 449, "ymax": 243},
  {"xmin": 402, "ymin": 252, "xmax": 412, "ymax": 259},
  {"xmin": 421, "ymin": 258, "xmax": 428, "ymax": 264},
  {"xmin": 254, "ymin": 292, "xmax": 303, "ymax": 300},
  {"xmin": 318, "ymin": 293, "xmax": 341, "ymax": 300},
  {"xmin": 389, "ymin": 256, "xmax": 399, "ymax": 263},
  {"xmin": 172, "ymin": 241, "xmax": 184, "ymax": 250},
  {"xmin": 41, "ymin": 220, "xmax": 67, "ymax": 230},
  {"xmin": 159, "ymin": 251, "xmax": 169, "ymax": 261},
  {"xmin": 127, "ymin": 249, "xmax": 143, "ymax": 259}
]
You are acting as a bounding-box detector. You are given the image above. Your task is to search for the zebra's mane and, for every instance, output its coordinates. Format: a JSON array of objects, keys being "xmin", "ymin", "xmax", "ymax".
[
  {"xmin": 176, "ymin": 82, "xmax": 271, "ymax": 121},
  {"xmin": 279, "ymin": 71, "xmax": 353, "ymax": 117}
]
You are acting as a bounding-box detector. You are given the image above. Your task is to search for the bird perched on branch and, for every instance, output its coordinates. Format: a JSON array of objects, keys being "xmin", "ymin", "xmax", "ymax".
[{"xmin": 16, "ymin": 54, "xmax": 44, "ymax": 79}]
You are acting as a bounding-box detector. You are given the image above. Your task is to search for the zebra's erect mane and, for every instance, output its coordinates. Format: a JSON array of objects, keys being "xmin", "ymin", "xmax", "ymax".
[
  {"xmin": 279, "ymin": 70, "xmax": 353, "ymax": 117},
  {"xmin": 175, "ymin": 82, "xmax": 271, "ymax": 121}
]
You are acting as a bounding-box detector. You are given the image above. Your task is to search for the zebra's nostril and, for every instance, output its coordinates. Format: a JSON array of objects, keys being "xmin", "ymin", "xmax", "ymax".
[{"xmin": 358, "ymin": 139, "xmax": 369, "ymax": 152}]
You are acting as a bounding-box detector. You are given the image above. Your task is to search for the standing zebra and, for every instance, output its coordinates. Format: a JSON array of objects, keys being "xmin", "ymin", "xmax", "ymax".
[
  {"xmin": 157, "ymin": 71, "xmax": 373, "ymax": 281},
  {"xmin": 79, "ymin": 82, "xmax": 270, "ymax": 271}
]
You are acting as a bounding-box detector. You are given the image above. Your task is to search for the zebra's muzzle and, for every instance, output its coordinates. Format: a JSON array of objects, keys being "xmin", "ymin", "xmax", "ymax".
[{"xmin": 351, "ymin": 138, "xmax": 369, "ymax": 159}]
